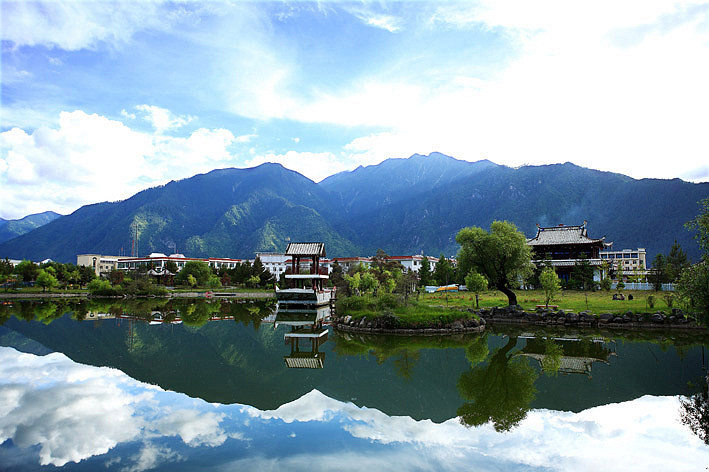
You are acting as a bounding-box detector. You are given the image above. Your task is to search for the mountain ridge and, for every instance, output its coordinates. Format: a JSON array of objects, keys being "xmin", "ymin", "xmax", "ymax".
[{"xmin": 0, "ymin": 154, "xmax": 706, "ymax": 263}]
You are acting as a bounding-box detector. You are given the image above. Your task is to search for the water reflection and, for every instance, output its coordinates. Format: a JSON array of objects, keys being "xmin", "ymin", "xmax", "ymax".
[
  {"xmin": 2, "ymin": 299, "xmax": 709, "ymax": 428},
  {"xmin": 275, "ymin": 305, "xmax": 331, "ymax": 369},
  {"xmin": 1, "ymin": 346, "xmax": 708, "ymax": 471}
]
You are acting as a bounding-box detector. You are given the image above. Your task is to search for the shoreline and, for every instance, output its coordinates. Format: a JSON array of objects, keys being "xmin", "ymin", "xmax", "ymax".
[{"xmin": 0, "ymin": 291, "xmax": 275, "ymax": 300}]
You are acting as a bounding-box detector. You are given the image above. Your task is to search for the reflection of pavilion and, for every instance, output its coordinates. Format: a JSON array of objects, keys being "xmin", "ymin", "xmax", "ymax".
[
  {"xmin": 275, "ymin": 305, "xmax": 330, "ymax": 369},
  {"xmin": 516, "ymin": 333, "xmax": 616, "ymax": 378}
]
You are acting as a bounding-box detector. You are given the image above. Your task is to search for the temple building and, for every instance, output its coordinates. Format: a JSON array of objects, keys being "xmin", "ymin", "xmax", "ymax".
[{"xmin": 526, "ymin": 221, "xmax": 609, "ymax": 282}]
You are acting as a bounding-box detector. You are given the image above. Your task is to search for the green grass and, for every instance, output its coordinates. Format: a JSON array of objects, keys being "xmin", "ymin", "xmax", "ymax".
[
  {"xmin": 337, "ymin": 294, "xmax": 476, "ymax": 326},
  {"xmin": 422, "ymin": 289, "xmax": 676, "ymax": 314}
]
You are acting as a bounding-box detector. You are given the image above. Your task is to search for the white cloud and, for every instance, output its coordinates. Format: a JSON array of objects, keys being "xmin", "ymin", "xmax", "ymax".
[
  {"xmin": 0, "ymin": 1, "xmax": 178, "ymax": 51},
  {"xmin": 135, "ymin": 105, "xmax": 194, "ymax": 134},
  {"xmin": 0, "ymin": 109, "xmax": 241, "ymax": 219}
]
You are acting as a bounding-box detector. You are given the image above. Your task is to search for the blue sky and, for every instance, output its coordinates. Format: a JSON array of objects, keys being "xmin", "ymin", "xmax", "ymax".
[{"xmin": 1, "ymin": 1, "xmax": 708, "ymax": 219}]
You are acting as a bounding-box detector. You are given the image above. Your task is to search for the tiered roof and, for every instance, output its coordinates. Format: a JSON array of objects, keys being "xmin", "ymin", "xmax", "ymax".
[{"xmin": 527, "ymin": 222, "xmax": 605, "ymax": 246}]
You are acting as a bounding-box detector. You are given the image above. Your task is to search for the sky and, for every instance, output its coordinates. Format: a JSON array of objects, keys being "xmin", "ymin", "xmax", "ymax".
[{"xmin": 1, "ymin": 0, "xmax": 708, "ymax": 220}]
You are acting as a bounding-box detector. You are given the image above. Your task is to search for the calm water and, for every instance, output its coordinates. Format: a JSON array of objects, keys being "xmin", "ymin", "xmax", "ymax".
[{"xmin": 1, "ymin": 298, "xmax": 709, "ymax": 471}]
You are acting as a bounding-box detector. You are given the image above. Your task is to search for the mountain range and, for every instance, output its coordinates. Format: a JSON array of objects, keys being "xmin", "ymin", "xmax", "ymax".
[
  {"xmin": 0, "ymin": 153, "xmax": 706, "ymax": 263},
  {"xmin": 0, "ymin": 211, "xmax": 62, "ymax": 244}
]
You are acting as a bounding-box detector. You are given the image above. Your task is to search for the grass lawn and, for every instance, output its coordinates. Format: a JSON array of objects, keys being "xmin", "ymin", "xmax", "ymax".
[
  {"xmin": 422, "ymin": 289, "xmax": 676, "ymax": 314},
  {"xmin": 337, "ymin": 294, "xmax": 477, "ymax": 325}
]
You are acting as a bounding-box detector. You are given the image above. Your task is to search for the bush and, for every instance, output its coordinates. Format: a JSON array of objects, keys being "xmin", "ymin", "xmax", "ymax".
[
  {"xmin": 600, "ymin": 277, "xmax": 612, "ymax": 291},
  {"xmin": 647, "ymin": 294, "xmax": 656, "ymax": 309},
  {"xmin": 617, "ymin": 281, "xmax": 626, "ymax": 290},
  {"xmin": 87, "ymin": 279, "xmax": 121, "ymax": 297}
]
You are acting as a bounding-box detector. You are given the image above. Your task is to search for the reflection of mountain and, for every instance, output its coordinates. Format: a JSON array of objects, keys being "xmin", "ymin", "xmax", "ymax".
[
  {"xmin": 516, "ymin": 335, "xmax": 616, "ymax": 378},
  {"xmin": 1, "ymin": 302, "xmax": 708, "ymax": 423},
  {"xmin": 3, "ymin": 347, "xmax": 706, "ymax": 471}
]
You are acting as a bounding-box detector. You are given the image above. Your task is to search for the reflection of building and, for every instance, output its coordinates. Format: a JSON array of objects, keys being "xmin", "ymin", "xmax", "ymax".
[
  {"xmin": 275, "ymin": 305, "xmax": 330, "ymax": 369},
  {"xmin": 516, "ymin": 334, "xmax": 616, "ymax": 378},
  {"xmin": 526, "ymin": 222, "xmax": 608, "ymax": 282}
]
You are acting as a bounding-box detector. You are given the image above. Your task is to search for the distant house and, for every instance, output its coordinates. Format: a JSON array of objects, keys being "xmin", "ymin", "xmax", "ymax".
[{"xmin": 526, "ymin": 222, "xmax": 608, "ymax": 282}]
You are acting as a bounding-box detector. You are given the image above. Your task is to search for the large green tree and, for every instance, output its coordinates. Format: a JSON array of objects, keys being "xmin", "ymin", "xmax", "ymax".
[
  {"xmin": 35, "ymin": 269, "xmax": 58, "ymax": 292},
  {"xmin": 456, "ymin": 221, "xmax": 533, "ymax": 306},
  {"xmin": 176, "ymin": 261, "xmax": 213, "ymax": 286}
]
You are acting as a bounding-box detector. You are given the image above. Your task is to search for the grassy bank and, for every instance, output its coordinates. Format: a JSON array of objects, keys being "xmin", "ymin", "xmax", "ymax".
[
  {"xmin": 336, "ymin": 294, "xmax": 476, "ymax": 326},
  {"xmin": 422, "ymin": 289, "xmax": 677, "ymax": 314}
]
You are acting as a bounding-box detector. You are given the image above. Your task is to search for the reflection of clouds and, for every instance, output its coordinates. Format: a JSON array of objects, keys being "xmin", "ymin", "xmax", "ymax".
[
  {"xmin": 0, "ymin": 350, "xmax": 142, "ymax": 466},
  {"xmin": 248, "ymin": 390, "xmax": 709, "ymax": 471},
  {"xmin": 0, "ymin": 347, "xmax": 236, "ymax": 469},
  {"xmin": 2, "ymin": 347, "xmax": 708, "ymax": 471},
  {"xmin": 153, "ymin": 410, "xmax": 227, "ymax": 447},
  {"xmin": 121, "ymin": 443, "xmax": 183, "ymax": 472}
]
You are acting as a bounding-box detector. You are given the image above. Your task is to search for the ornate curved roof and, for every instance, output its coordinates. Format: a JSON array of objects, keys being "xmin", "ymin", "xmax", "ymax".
[{"xmin": 527, "ymin": 222, "xmax": 605, "ymax": 246}]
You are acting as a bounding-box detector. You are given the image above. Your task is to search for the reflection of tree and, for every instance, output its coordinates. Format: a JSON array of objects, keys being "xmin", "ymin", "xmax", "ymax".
[
  {"xmin": 680, "ymin": 371, "xmax": 709, "ymax": 444},
  {"xmin": 541, "ymin": 339, "xmax": 563, "ymax": 376},
  {"xmin": 393, "ymin": 349, "xmax": 420, "ymax": 380},
  {"xmin": 465, "ymin": 334, "xmax": 489, "ymax": 366},
  {"xmin": 457, "ymin": 336, "xmax": 537, "ymax": 432}
]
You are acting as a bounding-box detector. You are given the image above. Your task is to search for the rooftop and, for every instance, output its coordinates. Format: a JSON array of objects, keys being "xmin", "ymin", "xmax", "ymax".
[
  {"xmin": 285, "ymin": 242, "xmax": 326, "ymax": 257},
  {"xmin": 527, "ymin": 222, "xmax": 605, "ymax": 246}
]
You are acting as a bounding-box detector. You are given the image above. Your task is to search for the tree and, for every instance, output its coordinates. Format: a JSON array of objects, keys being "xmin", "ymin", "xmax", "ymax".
[
  {"xmin": 539, "ymin": 267, "xmax": 560, "ymax": 309},
  {"xmin": 0, "ymin": 259, "xmax": 13, "ymax": 291},
  {"xmin": 176, "ymin": 261, "xmax": 212, "ymax": 286},
  {"xmin": 360, "ymin": 271, "xmax": 379, "ymax": 294},
  {"xmin": 432, "ymin": 254, "xmax": 454, "ymax": 286},
  {"xmin": 14, "ymin": 260, "xmax": 39, "ymax": 282},
  {"xmin": 650, "ymin": 253, "xmax": 669, "ymax": 291},
  {"xmin": 108, "ymin": 269, "xmax": 125, "ymax": 286},
  {"xmin": 186, "ymin": 274, "xmax": 198, "ymax": 288},
  {"xmin": 676, "ymin": 261, "xmax": 709, "ymax": 323},
  {"xmin": 686, "ymin": 197, "xmax": 709, "ymax": 254},
  {"xmin": 667, "ymin": 239, "xmax": 690, "ymax": 283},
  {"xmin": 344, "ymin": 272, "xmax": 361, "ymax": 296},
  {"xmin": 164, "ymin": 260, "xmax": 179, "ymax": 274},
  {"xmin": 395, "ymin": 270, "xmax": 418, "ymax": 306},
  {"xmin": 464, "ymin": 271, "xmax": 488, "ymax": 309},
  {"xmin": 419, "ymin": 256, "xmax": 432, "ymax": 286},
  {"xmin": 456, "ymin": 221, "xmax": 533, "ymax": 306},
  {"xmin": 78, "ymin": 265, "xmax": 96, "ymax": 288},
  {"xmin": 251, "ymin": 256, "xmax": 274, "ymax": 286},
  {"xmin": 571, "ymin": 255, "xmax": 594, "ymax": 291},
  {"xmin": 35, "ymin": 269, "xmax": 58, "ymax": 292}
]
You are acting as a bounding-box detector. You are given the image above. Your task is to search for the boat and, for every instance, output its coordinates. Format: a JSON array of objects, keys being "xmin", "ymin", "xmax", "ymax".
[{"xmin": 275, "ymin": 242, "xmax": 334, "ymax": 307}]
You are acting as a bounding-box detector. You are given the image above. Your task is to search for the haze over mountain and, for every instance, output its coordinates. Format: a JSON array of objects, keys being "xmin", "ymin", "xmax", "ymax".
[
  {"xmin": 0, "ymin": 153, "xmax": 706, "ymax": 263},
  {"xmin": 0, "ymin": 211, "xmax": 62, "ymax": 244}
]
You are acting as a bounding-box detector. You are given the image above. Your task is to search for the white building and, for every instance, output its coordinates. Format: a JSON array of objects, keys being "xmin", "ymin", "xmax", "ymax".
[{"xmin": 76, "ymin": 254, "xmax": 121, "ymax": 277}]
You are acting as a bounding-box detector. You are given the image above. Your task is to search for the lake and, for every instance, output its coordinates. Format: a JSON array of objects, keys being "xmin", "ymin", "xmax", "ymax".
[{"xmin": 1, "ymin": 298, "xmax": 708, "ymax": 471}]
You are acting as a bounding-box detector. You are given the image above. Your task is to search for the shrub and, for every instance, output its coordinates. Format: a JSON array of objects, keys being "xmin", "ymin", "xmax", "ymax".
[{"xmin": 647, "ymin": 294, "xmax": 656, "ymax": 309}]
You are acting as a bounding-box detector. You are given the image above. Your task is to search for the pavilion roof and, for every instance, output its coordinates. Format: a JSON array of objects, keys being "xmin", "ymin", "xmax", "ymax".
[
  {"xmin": 285, "ymin": 242, "xmax": 326, "ymax": 257},
  {"xmin": 527, "ymin": 223, "xmax": 605, "ymax": 246}
]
